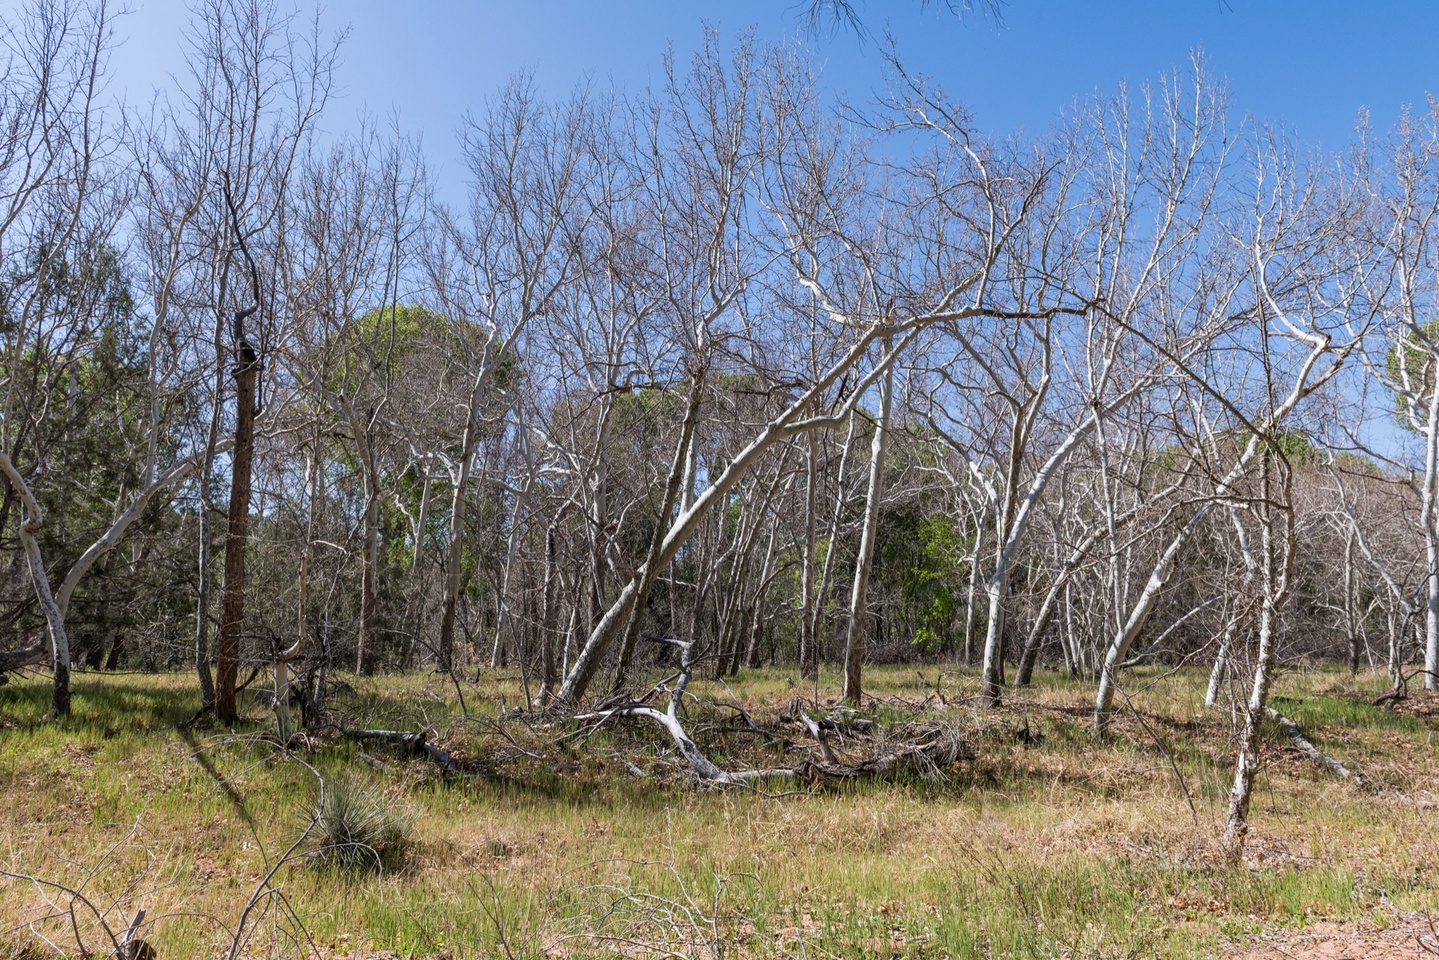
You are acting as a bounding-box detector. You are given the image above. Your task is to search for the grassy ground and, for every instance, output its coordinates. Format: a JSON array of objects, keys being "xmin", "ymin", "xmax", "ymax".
[{"xmin": 0, "ymin": 663, "xmax": 1434, "ymax": 959}]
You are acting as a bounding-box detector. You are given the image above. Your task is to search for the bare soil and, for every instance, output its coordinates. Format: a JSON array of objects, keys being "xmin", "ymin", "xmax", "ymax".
[{"xmin": 1227, "ymin": 914, "xmax": 1439, "ymax": 959}]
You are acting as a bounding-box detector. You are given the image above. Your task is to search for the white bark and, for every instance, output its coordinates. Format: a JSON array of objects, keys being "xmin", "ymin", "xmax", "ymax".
[
  {"xmin": 0, "ymin": 449, "xmax": 72, "ymax": 716},
  {"xmin": 1093, "ymin": 331, "xmax": 1344, "ymax": 733},
  {"xmin": 555, "ymin": 314, "xmax": 955, "ymax": 707},
  {"xmin": 842, "ymin": 354, "xmax": 894, "ymax": 703}
]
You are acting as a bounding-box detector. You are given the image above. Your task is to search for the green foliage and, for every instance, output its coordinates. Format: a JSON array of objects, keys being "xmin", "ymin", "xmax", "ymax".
[
  {"xmin": 875, "ymin": 510, "xmax": 969, "ymax": 653},
  {"xmin": 330, "ymin": 303, "xmax": 443, "ymax": 389},
  {"xmin": 1267, "ymin": 428, "xmax": 1320, "ymax": 465},
  {"xmin": 0, "ymin": 244, "xmax": 191, "ymax": 668},
  {"xmin": 1384, "ymin": 318, "xmax": 1439, "ymax": 423}
]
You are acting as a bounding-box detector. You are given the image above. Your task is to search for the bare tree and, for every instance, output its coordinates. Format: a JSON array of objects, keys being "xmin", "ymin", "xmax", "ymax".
[
  {"xmin": 170, "ymin": 0, "xmax": 338, "ymax": 723},
  {"xmin": 0, "ymin": 0, "xmax": 118, "ymax": 715}
]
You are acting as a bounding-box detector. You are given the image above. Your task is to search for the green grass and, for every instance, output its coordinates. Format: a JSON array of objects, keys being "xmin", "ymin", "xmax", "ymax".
[{"xmin": 0, "ymin": 664, "xmax": 1435, "ymax": 958}]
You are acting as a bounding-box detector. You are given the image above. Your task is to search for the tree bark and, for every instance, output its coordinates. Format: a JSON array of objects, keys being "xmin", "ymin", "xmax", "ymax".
[
  {"xmin": 1224, "ymin": 452, "xmax": 1293, "ymax": 857},
  {"xmin": 0, "ymin": 451, "xmax": 70, "ymax": 715},
  {"xmin": 797, "ymin": 431, "xmax": 820, "ymax": 677},
  {"xmin": 809, "ymin": 413, "xmax": 858, "ymax": 679},
  {"xmin": 843, "ymin": 353, "xmax": 894, "ymax": 704},
  {"xmin": 216, "ymin": 344, "xmax": 259, "ymax": 725}
]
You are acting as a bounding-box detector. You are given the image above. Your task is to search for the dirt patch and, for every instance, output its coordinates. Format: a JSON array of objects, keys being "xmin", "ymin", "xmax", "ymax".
[{"xmin": 1226, "ymin": 913, "xmax": 1439, "ymax": 959}]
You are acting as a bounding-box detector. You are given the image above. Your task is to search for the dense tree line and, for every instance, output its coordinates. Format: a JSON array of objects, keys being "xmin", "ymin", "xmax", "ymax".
[{"xmin": 5, "ymin": 0, "xmax": 1439, "ymax": 850}]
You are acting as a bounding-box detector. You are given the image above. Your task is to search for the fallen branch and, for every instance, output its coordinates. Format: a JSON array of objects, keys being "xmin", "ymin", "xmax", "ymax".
[
  {"xmin": 345, "ymin": 728, "xmax": 458, "ymax": 774},
  {"xmin": 577, "ymin": 640, "xmax": 972, "ymax": 786},
  {"xmin": 791, "ymin": 727, "xmax": 972, "ymax": 782},
  {"xmin": 0, "ymin": 642, "xmax": 46, "ymax": 680},
  {"xmin": 1373, "ymin": 691, "xmax": 1403, "ymax": 709},
  {"xmin": 1266, "ymin": 707, "xmax": 1365, "ymax": 787},
  {"xmin": 575, "ymin": 640, "xmax": 777, "ymax": 785},
  {"xmin": 797, "ymin": 707, "xmax": 837, "ymax": 764}
]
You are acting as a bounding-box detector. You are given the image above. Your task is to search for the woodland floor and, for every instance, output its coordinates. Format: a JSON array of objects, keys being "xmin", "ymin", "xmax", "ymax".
[{"xmin": 0, "ymin": 663, "xmax": 1435, "ymax": 959}]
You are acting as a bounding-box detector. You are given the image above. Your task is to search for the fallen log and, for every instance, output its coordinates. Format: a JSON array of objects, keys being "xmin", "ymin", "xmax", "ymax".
[
  {"xmin": 1266, "ymin": 706, "xmax": 1364, "ymax": 787},
  {"xmin": 792, "ymin": 729, "xmax": 972, "ymax": 782},
  {"xmin": 0, "ymin": 643, "xmax": 46, "ymax": 681},
  {"xmin": 346, "ymin": 728, "xmax": 458, "ymax": 774}
]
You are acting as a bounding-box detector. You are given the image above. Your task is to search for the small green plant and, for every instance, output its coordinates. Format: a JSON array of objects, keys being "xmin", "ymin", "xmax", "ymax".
[{"xmin": 307, "ymin": 775, "xmax": 414, "ymax": 874}]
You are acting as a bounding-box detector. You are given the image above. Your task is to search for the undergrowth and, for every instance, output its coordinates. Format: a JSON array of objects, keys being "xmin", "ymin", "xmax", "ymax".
[{"xmin": 0, "ymin": 664, "xmax": 1432, "ymax": 958}]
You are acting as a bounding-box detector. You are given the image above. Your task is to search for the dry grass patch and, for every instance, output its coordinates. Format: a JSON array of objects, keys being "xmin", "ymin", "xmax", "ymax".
[{"xmin": 0, "ymin": 664, "xmax": 1434, "ymax": 958}]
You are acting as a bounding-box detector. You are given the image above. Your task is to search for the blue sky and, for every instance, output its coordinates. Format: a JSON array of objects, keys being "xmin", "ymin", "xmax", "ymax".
[{"xmin": 104, "ymin": 1, "xmax": 1439, "ymax": 205}]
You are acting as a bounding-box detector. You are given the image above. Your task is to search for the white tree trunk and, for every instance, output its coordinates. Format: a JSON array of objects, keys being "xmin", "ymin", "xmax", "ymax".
[
  {"xmin": 842, "ymin": 355, "xmax": 894, "ymax": 703},
  {"xmin": 0, "ymin": 450, "xmax": 72, "ymax": 717}
]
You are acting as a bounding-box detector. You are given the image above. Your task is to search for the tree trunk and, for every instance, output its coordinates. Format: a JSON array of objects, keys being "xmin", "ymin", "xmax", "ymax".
[
  {"xmin": 358, "ymin": 450, "xmax": 380, "ymax": 676},
  {"xmin": 1205, "ymin": 615, "xmax": 1238, "ymax": 707},
  {"xmin": 194, "ymin": 473, "xmax": 217, "ymax": 709},
  {"xmin": 193, "ymin": 306, "xmax": 226, "ymax": 711},
  {"xmin": 798, "ymin": 431, "xmax": 819, "ymax": 677},
  {"xmin": 961, "ymin": 508, "xmax": 985, "ymax": 666},
  {"xmin": 491, "ymin": 461, "xmax": 536, "ymax": 670},
  {"xmin": 843, "ymin": 354, "xmax": 894, "ymax": 704},
  {"xmin": 1343, "ymin": 530, "xmax": 1361, "ymax": 675},
  {"xmin": 216, "ymin": 345, "xmax": 259, "ymax": 725},
  {"xmin": 537, "ymin": 512, "xmax": 563, "ymax": 706},
  {"xmin": 744, "ymin": 521, "xmax": 782, "ymax": 669},
  {"xmin": 612, "ymin": 379, "xmax": 702, "ymax": 690},
  {"xmin": 1224, "ymin": 453, "xmax": 1292, "ymax": 857},
  {"xmin": 810, "ymin": 413, "xmax": 859, "ymax": 679},
  {"xmin": 438, "ymin": 368, "xmax": 497, "ymax": 673},
  {"xmin": 0, "ymin": 451, "xmax": 72, "ymax": 716}
]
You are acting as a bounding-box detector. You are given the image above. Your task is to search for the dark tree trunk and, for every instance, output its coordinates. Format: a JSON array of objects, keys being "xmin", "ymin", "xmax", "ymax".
[{"xmin": 216, "ymin": 344, "xmax": 258, "ymax": 725}]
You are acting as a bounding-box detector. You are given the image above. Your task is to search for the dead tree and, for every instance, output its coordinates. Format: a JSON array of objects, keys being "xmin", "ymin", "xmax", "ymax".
[{"xmin": 215, "ymin": 180, "xmax": 263, "ymax": 725}]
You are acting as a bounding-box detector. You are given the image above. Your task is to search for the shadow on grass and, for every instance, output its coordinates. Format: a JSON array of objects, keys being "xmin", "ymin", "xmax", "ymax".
[
  {"xmin": 0, "ymin": 670, "xmax": 199, "ymax": 735},
  {"xmin": 176, "ymin": 723, "xmax": 257, "ymax": 828}
]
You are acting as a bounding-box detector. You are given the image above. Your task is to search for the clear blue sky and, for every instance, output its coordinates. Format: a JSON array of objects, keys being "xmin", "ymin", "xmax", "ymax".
[{"xmin": 105, "ymin": 1, "xmax": 1439, "ymax": 204}]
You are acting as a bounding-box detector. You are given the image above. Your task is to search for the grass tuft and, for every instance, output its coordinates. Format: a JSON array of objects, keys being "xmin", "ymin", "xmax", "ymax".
[{"xmin": 307, "ymin": 774, "xmax": 415, "ymax": 874}]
